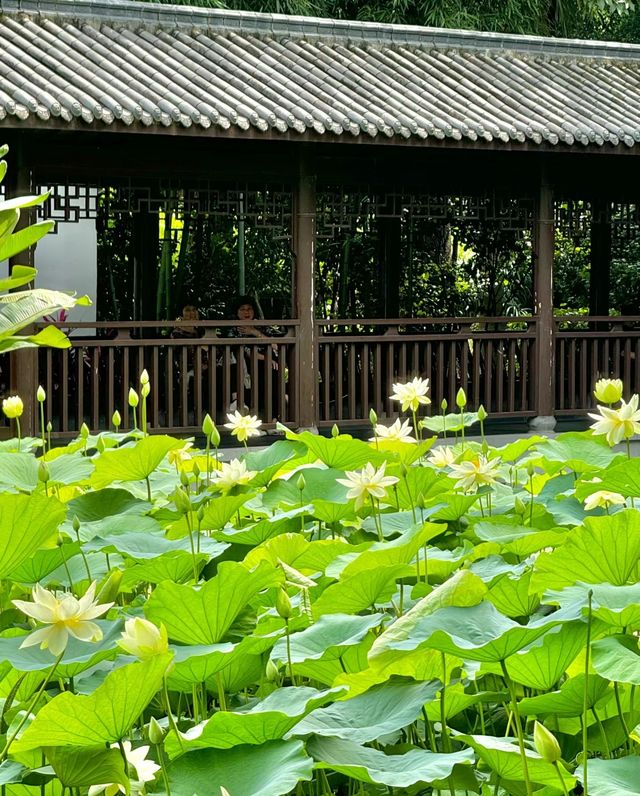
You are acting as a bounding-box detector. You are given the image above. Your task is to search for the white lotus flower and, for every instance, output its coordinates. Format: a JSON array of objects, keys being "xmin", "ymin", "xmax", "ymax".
[
  {"xmin": 224, "ymin": 411, "xmax": 262, "ymax": 443},
  {"xmin": 370, "ymin": 418, "xmax": 416, "ymax": 444},
  {"xmin": 449, "ymin": 454, "xmax": 501, "ymax": 493},
  {"xmin": 213, "ymin": 458, "xmax": 257, "ymax": 491},
  {"xmin": 88, "ymin": 741, "xmax": 160, "ymax": 796},
  {"xmin": 428, "ymin": 445, "xmax": 458, "ymax": 468},
  {"xmin": 337, "ymin": 462, "xmax": 399, "ymax": 509},
  {"xmin": 389, "ymin": 377, "xmax": 431, "ymax": 412},
  {"xmin": 584, "ymin": 490, "xmax": 626, "ymax": 511},
  {"xmin": 13, "ymin": 582, "xmax": 113, "ymax": 657},
  {"xmin": 589, "ymin": 394, "xmax": 640, "ymax": 446}
]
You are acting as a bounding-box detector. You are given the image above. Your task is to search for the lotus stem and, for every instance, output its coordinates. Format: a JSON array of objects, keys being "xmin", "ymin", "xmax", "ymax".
[{"xmin": 500, "ymin": 660, "xmax": 533, "ymax": 796}]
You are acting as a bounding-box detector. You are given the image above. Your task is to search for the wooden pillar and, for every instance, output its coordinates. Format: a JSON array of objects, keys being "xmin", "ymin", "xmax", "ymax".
[
  {"xmin": 293, "ymin": 148, "xmax": 317, "ymax": 430},
  {"xmin": 531, "ymin": 175, "xmax": 556, "ymax": 430},
  {"xmin": 377, "ymin": 216, "xmax": 401, "ymax": 318},
  {"xmin": 6, "ymin": 142, "xmax": 38, "ymax": 436},
  {"xmin": 589, "ymin": 198, "xmax": 611, "ymax": 318}
]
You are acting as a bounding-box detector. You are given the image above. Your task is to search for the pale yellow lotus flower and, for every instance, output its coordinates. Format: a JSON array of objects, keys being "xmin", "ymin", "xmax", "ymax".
[
  {"xmin": 13, "ymin": 582, "xmax": 113, "ymax": 657},
  {"xmin": 584, "ymin": 490, "xmax": 626, "ymax": 511},
  {"xmin": 337, "ymin": 461, "xmax": 399, "ymax": 509},
  {"xmin": 167, "ymin": 441, "xmax": 193, "ymax": 466},
  {"xmin": 428, "ymin": 445, "xmax": 458, "ymax": 468},
  {"xmin": 213, "ymin": 458, "xmax": 257, "ymax": 491},
  {"xmin": 594, "ymin": 378, "xmax": 623, "ymax": 404},
  {"xmin": 389, "ymin": 377, "xmax": 431, "ymax": 412},
  {"xmin": 370, "ymin": 418, "xmax": 417, "ymax": 444},
  {"xmin": 117, "ymin": 618, "xmax": 168, "ymax": 660},
  {"xmin": 224, "ymin": 410, "xmax": 262, "ymax": 443},
  {"xmin": 589, "ymin": 394, "xmax": 640, "ymax": 446},
  {"xmin": 88, "ymin": 741, "xmax": 160, "ymax": 796},
  {"xmin": 2, "ymin": 395, "xmax": 23, "ymax": 419},
  {"xmin": 449, "ymin": 454, "xmax": 501, "ymax": 493}
]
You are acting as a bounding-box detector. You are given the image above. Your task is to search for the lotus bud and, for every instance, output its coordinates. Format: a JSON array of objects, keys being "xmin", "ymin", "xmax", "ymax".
[
  {"xmin": 331, "ymin": 423, "xmax": 339, "ymax": 438},
  {"xmin": 533, "ymin": 721, "xmax": 562, "ymax": 763},
  {"xmin": 296, "ymin": 474, "xmax": 306, "ymax": 492},
  {"xmin": 456, "ymin": 388, "xmax": 467, "ymax": 408},
  {"xmin": 80, "ymin": 422, "xmax": 90, "ymax": 440},
  {"xmin": 96, "ymin": 435, "xmax": 105, "ymax": 454},
  {"xmin": 36, "ymin": 385, "xmax": 46, "ymax": 403},
  {"xmin": 440, "ymin": 398, "xmax": 448, "ymax": 412},
  {"xmin": 46, "ymin": 421, "xmax": 52, "ymax": 433},
  {"xmin": 197, "ymin": 506, "xmax": 205, "ymax": 523},
  {"xmin": 593, "ymin": 378, "xmax": 623, "ymax": 405},
  {"xmin": 128, "ymin": 388, "xmax": 139, "ymax": 408},
  {"xmin": 202, "ymin": 413, "xmax": 214, "ymax": 437},
  {"xmin": 72, "ymin": 515, "xmax": 81, "ymax": 534},
  {"xmin": 97, "ymin": 568, "xmax": 123, "ymax": 604},
  {"xmin": 527, "ymin": 461, "xmax": 536, "ymax": 478},
  {"xmin": 173, "ymin": 487, "xmax": 191, "ymax": 514},
  {"xmin": 179, "ymin": 470, "xmax": 190, "ymax": 488},
  {"xmin": 148, "ymin": 716, "xmax": 165, "ymax": 745},
  {"xmin": 478, "ymin": 404, "xmax": 488, "ymax": 422},
  {"xmin": 141, "ymin": 382, "xmax": 150, "ymax": 399},
  {"xmin": 275, "ymin": 587, "xmax": 293, "ymax": 620},
  {"xmin": 514, "ymin": 497, "xmax": 527, "ymax": 515},
  {"xmin": 210, "ymin": 426, "xmax": 221, "ymax": 448},
  {"xmin": 112, "ymin": 410, "xmax": 121, "ymax": 430},
  {"xmin": 192, "ymin": 461, "xmax": 201, "ymax": 479},
  {"xmin": 416, "ymin": 492, "xmax": 425, "ymax": 509},
  {"xmin": 140, "ymin": 369, "xmax": 150, "ymax": 386},
  {"xmin": 37, "ymin": 460, "xmax": 50, "ymax": 483},
  {"xmin": 265, "ymin": 658, "xmax": 280, "ymax": 683},
  {"xmin": 369, "ymin": 408, "xmax": 378, "ymax": 425}
]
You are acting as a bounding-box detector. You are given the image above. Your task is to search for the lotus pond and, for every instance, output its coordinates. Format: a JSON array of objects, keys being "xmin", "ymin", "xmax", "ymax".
[{"xmin": 0, "ymin": 377, "xmax": 640, "ymax": 795}]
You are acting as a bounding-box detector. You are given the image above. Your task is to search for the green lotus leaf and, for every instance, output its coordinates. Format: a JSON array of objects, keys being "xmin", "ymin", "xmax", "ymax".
[
  {"xmin": 167, "ymin": 635, "xmax": 276, "ymax": 691},
  {"xmin": 545, "ymin": 581, "xmax": 640, "ymax": 630},
  {"xmin": 166, "ymin": 687, "xmax": 342, "ymax": 757},
  {"xmin": 380, "ymin": 599, "xmax": 582, "ymax": 662},
  {"xmin": 84, "ymin": 530, "xmax": 224, "ymax": 562},
  {"xmin": 45, "ymin": 454, "xmax": 94, "ymax": 486},
  {"xmin": 592, "ymin": 635, "xmax": 640, "ymax": 685},
  {"xmin": 518, "ymin": 673, "xmax": 611, "ymax": 716},
  {"xmin": 584, "ymin": 458, "xmax": 640, "ymax": 499},
  {"xmin": 271, "ymin": 613, "xmax": 384, "ymax": 665},
  {"xmin": 308, "ymin": 736, "xmax": 474, "ymax": 788},
  {"xmin": 534, "ymin": 432, "xmax": 623, "ymax": 474},
  {"xmin": 14, "ymin": 655, "xmax": 172, "ymax": 751},
  {"xmin": 289, "ymin": 679, "xmax": 439, "ymax": 743},
  {"xmin": 370, "ymin": 570, "xmax": 485, "ymax": 664},
  {"xmin": 0, "ymin": 492, "xmax": 65, "ymax": 578},
  {"xmin": 487, "ymin": 570, "xmax": 540, "ymax": 618},
  {"xmin": 426, "ymin": 494, "xmax": 480, "ymax": 521},
  {"xmin": 8, "ymin": 543, "xmax": 81, "ymax": 585},
  {"xmin": 311, "ymin": 565, "xmax": 408, "ymax": 615},
  {"xmin": 169, "ymin": 494, "xmax": 248, "ymax": 538},
  {"xmin": 394, "ymin": 467, "xmax": 452, "ymax": 510},
  {"xmin": 473, "ymin": 521, "xmax": 566, "ymax": 557},
  {"xmin": 244, "ymin": 533, "xmax": 357, "ymax": 573},
  {"xmin": 168, "ymin": 740, "xmax": 313, "ymax": 796},
  {"xmin": 577, "ymin": 756, "xmax": 640, "ymax": 795},
  {"xmin": 44, "ymin": 747, "xmax": 127, "ymax": 790},
  {"xmin": 213, "ymin": 507, "xmax": 308, "ymax": 545},
  {"xmin": 67, "ymin": 488, "xmax": 150, "ymax": 521},
  {"xmin": 122, "ymin": 550, "xmax": 209, "ymax": 586},
  {"xmin": 241, "ymin": 440, "xmax": 307, "ymax": 486},
  {"xmin": 281, "ymin": 430, "xmax": 388, "ymax": 470},
  {"xmin": 458, "ymin": 734, "xmax": 576, "ymax": 790},
  {"xmin": 0, "ymin": 453, "xmax": 38, "ymax": 491},
  {"xmin": 423, "ymin": 683, "xmax": 508, "ymax": 722},
  {"xmin": 531, "ymin": 510, "xmax": 640, "ymax": 592},
  {"xmin": 145, "ymin": 560, "xmax": 283, "ymax": 644},
  {"xmin": 91, "ymin": 436, "xmax": 182, "ymax": 488},
  {"xmin": 262, "ymin": 467, "xmax": 350, "ymax": 509}
]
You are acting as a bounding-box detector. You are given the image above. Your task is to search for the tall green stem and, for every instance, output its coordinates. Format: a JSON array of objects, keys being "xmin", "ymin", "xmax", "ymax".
[
  {"xmin": 500, "ymin": 660, "xmax": 533, "ymax": 796},
  {"xmin": 0, "ymin": 652, "xmax": 63, "ymax": 760},
  {"xmin": 582, "ymin": 590, "xmax": 593, "ymax": 796}
]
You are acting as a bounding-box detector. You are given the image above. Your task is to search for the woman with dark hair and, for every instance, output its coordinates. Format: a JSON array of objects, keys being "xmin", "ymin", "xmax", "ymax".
[{"xmin": 228, "ymin": 296, "xmax": 279, "ymax": 418}]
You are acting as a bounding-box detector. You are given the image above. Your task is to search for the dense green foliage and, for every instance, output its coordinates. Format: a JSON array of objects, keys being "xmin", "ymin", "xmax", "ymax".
[{"xmin": 1, "ymin": 376, "xmax": 640, "ymax": 793}]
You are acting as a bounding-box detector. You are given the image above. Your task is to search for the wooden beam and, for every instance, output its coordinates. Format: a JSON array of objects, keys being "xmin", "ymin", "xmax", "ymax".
[
  {"xmin": 6, "ymin": 141, "xmax": 38, "ymax": 437},
  {"xmin": 531, "ymin": 174, "xmax": 556, "ymax": 428},
  {"xmin": 293, "ymin": 147, "xmax": 317, "ymax": 430}
]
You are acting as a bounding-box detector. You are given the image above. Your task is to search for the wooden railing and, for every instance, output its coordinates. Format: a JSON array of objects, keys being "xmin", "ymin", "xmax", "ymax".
[
  {"xmin": 38, "ymin": 320, "xmax": 298, "ymax": 436},
  {"xmin": 316, "ymin": 318, "xmax": 538, "ymax": 426},
  {"xmin": 555, "ymin": 316, "xmax": 640, "ymax": 414}
]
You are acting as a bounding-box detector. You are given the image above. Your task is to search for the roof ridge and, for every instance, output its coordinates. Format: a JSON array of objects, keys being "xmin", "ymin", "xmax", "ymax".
[{"xmin": 4, "ymin": 0, "xmax": 640, "ymax": 59}]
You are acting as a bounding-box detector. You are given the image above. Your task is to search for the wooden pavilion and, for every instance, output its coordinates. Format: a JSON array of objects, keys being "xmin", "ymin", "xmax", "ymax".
[{"xmin": 3, "ymin": 0, "xmax": 640, "ymax": 437}]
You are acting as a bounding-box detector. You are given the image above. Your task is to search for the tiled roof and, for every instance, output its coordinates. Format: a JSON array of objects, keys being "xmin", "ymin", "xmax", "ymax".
[{"xmin": 2, "ymin": 0, "xmax": 640, "ymax": 147}]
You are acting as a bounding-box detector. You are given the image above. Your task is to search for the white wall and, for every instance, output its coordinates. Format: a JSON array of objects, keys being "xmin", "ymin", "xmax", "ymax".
[{"xmin": 35, "ymin": 218, "xmax": 98, "ymax": 334}]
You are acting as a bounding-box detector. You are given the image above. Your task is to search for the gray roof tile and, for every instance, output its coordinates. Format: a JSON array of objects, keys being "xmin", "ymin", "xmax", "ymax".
[{"xmin": 2, "ymin": 0, "xmax": 640, "ymax": 147}]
